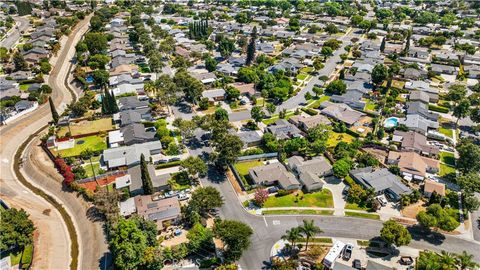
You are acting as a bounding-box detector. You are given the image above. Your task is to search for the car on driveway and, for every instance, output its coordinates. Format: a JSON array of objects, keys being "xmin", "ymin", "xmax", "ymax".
[
  {"xmin": 377, "ymin": 196, "xmax": 387, "ymax": 207},
  {"xmin": 352, "ymin": 259, "xmax": 361, "ymax": 269},
  {"xmin": 343, "ymin": 243, "xmax": 353, "ymax": 260}
]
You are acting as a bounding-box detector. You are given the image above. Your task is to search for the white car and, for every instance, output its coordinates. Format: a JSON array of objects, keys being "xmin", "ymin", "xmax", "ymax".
[{"xmin": 377, "ymin": 196, "xmax": 387, "ymax": 207}]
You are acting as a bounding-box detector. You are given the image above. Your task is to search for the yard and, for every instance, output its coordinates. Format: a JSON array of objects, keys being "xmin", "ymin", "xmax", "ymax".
[
  {"xmin": 168, "ymin": 171, "xmax": 191, "ymax": 190},
  {"xmin": 345, "ymin": 211, "xmax": 380, "ymax": 220},
  {"xmin": 83, "ymin": 162, "xmax": 103, "ymax": 178},
  {"xmin": 327, "ymin": 132, "xmax": 355, "ymax": 148},
  {"xmin": 263, "ymin": 189, "xmax": 334, "ymax": 208},
  {"xmin": 439, "ymin": 163, "xmax": 456, "ymax": 177},
  {"xmin": 234, "ymin": 160, "xmax": 264, "ymax": 187},
  {"xmin": 262, "ymin": 111, "xmax": 295, "ymax": 125},
  {"xmin": 262, "ymin": 209, "xmax": 334, "ymax": 215},
  {"xmin": 54, "ymin": 135, "xmax": 107, "ymax": 157},
  {"xmin": 57, "ymin": 118, "xmax": 115, "ymax": 137},
  {"xmin": 296, "ymin": 73, "xmax": 308, "ymax": 81},
  {"xmin": 438, "ymin": 127, "xmax": 454, "ymax": 138},
  {"xmin": 364, "ymin": 101, "xmax": 377, "ymax": 111},
  {"xmin": 439, "ymin": 151, "xmax": 455, "ymax": 166},
  {"xmin": 308, "ymin": 95, "xmax": 330, "ymax": 109},
  {"xmin": 345, "ymin": 203, "xmax": 370, "ymax": 211},
  {"xmin": 19, "ymin": 83, "xmax": 31, "ymax": 91}
]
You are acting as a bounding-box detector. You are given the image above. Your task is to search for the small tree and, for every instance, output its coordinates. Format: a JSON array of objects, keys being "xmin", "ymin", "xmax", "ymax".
[
  {"xmin": 181, "ymin": 156, "xmax": 207, "ymax": 179},
  {"xmin": 253, "ymin": 188, "xmax": 269, "ymax": 206},
  {"xmin": 49, "ymin": 96, "xmax": 59, "ymax": 124},
  {"xmin": 300, "ymin": 220, "xmax": 323, "ymax": 251},
  {"xmin": 266, "ymin": 103, "xmax": 276, "ymax": 115},
  {"xmin": 251, "ymin": 106, "xmax": 265, "ymax": 123},
  {"xmin": 380, "ymin": 220, "xmax": 411, "ymax": 247},
  {"xmin": 140, "ymin": 154, "xmax": 154, "ymax": 195}
]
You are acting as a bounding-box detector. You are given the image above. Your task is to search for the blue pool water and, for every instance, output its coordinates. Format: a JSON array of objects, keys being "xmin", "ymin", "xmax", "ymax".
[
  {"xmin": 384, "ymin": 117, "xmax": 399, "ymax": 128},
  {"xmin": 86, "ymin": 75, "xmax": 94, "ymax": 83}
]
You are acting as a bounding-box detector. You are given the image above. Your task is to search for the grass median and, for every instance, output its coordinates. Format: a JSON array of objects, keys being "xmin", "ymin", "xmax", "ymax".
[
  {"xmin": 262, "ymin": 209, "xmax": 334, "ymax": 215},
  {"xmin": 345, "ymin": 211, "xmax": 380, "ymax": 220}
]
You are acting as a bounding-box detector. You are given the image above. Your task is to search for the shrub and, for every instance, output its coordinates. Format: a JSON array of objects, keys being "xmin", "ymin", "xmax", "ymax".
[
  {"xmin": 20, "ymin": 244, "xmax": 33, "ymax": 269},
  {"xmin": 428, "ymin": 104, "xmax": 449, "ymax": 113},
  {"xmin": 301, "ymin": 107, "xmax": 318, "ymax": 116},
  {"xmin": 155, "ymin": 160, "xmax": 182, "ymax": 169},
  {"xmin": 276, "ymin": 189, "xmax": 290, "ymax": 197}
]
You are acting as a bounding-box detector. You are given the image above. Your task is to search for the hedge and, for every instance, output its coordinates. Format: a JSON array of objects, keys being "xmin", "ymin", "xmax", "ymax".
[
  {"xmin": 429, "ymin": 104, "xmax": 449, "ymax": 113},
  {"xmin": 20, "ymin": 244, "xmax": 33, "ymax": 269},
  {"xmin": 301, "ymin": 107, "xmax": 318, "ymax": 116},
  {"xmin": 155, "ymin": 160, "xmax": 182, "ymax": 169},
  {"xmin": 345, "ymin": 128, "xmax": 361, "ymax": 138}
]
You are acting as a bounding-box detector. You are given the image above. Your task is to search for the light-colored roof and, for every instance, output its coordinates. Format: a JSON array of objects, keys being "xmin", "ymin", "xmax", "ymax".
[
  {"xmin": 115, "ymin": 174, "xmax": 132, "ymax": 189},
  {"xmin": 424, "ymin": 180, "xmax": 446, "ymax": 196}
]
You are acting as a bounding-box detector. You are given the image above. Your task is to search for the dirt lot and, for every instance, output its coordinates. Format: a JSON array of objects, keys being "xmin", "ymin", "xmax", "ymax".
[{"xmin": 401, "ymin": 201, "xmax": 426, "ymax": 219}]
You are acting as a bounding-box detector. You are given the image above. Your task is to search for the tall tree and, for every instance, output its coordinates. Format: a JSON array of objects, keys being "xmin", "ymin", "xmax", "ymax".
[
  {"xmin": 180, "ymin": 156, "xmax": 207, "ymax": 179},
  {"xmin": 371, "ymin": 64, "xmax": 389, "ymax": 87},
  {"xmin": 213, "ymin": 219, "xmax": 253, "ymax": 262},
  {"xmin": 380, "ymin": 220, "xmax": 411, "ymax": 247},
  {"xmin": 246, "ymin": 26, "xmax": 257, "ymax": 65},
  {"xmin": 281, "ymin": 226, "xmax": 301, "ymax": 251},
  {"xmin": 300, "ymin": 220, "xmax": 323, "ymax": 251},
  {"xmin": 0, "ymin": 208, "xmax": 35, "ymax": 250},
  {"xmin": 189, "ymin": 186, "xmax": 224, "ymax": 214},
  {"xmin": 380, "ymin": 37, "xmax": 386, "ymax": 52},
  {"xmin": 109, "ymin": 217, "xmax": 148, "ymax": 270},
  {"xmin": 49, "ymin": 96, "xmax": 59, "ymax": 124},
  {"xmin": 453, "ymin": 99, "xmax": 470, "ymax": 126},
  {"xmin": 140, "ymin": 154, "xmax": 154, "ymax": 195}
]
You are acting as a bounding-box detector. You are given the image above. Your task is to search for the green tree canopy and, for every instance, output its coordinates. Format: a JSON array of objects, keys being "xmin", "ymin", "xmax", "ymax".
[
  {"xmin": 380, "ymin": 220, "xmax": 411, "ymax": 247},
  {"xmin": 213, "ymin": 219, "xmax": 253, "ymax": 262}
]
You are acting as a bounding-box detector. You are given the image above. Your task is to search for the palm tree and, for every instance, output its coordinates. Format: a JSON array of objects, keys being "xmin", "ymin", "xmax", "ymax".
[
  {"xmin": 456, "ymin": 251, "xmax": 479, "ymax": 270},
  {"xmin": 439, "ymin": 251, "xmax": 458, "ymax": 270},
  {"xmin": 281, "ymin": 227, "xmax": 301, "ymax": 252},
  {"xmin": 300, "ymin": 220, "xmax": 323, "ymax": 251}
]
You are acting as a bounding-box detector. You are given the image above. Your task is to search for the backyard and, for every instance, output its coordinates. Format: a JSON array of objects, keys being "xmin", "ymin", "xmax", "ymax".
[
  {"xmin": 439, "ymin": 151, "xmax": 455, "ymax": 166},
  {"xmin": 263, "ymin": 189, "xmax": 334, "ymax": 208},
  {"xmin": 54, "ymin": 135, "xmax": 107, "ymax": 157},
  {"xmin": 57, "ymin": 118, "xmax": 115, "ymax": 137},
  {"xmin": 234, "ymin": 160, "xmax": 264, "ymax": 187},
  {"xmin": 327, "ymin": 132, "xmax": 355, "ymax": 148},
  {"xmin": 438, "ymin": 127, "xmax": 453, "ymax": 138}
]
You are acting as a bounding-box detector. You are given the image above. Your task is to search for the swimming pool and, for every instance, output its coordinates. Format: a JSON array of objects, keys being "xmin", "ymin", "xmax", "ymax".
[{"xmin": 384, "ymin": 117, "xmax": 399, "ymax": 129}]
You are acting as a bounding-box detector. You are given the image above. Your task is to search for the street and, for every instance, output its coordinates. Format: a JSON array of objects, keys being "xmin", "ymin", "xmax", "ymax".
[{"xmin": 0, "ymin": 16, "xmax": 30, "ymax": 49}]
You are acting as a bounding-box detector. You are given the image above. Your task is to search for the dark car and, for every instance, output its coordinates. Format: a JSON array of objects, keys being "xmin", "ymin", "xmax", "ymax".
[
  {"xmin": 342, "ymin": 186, "xmax": 350, "ymax": 196},
  {"xmin": 343, "ymin": 244, "xmax": 353, "ymax": 260},
  {"xmin": 352, "ymin": 259, "xmax": 361, "ymax": 269},
  {"xmin": 400, "ymin": 256, "xmax": 414, "ymax": 265},
  {"xmin": 268, "ymin": 187, "xmax": 279, "ymax": 194}
]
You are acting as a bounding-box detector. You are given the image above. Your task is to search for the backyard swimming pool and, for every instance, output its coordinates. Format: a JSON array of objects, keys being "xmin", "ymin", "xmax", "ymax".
[{"xmin": 384, "ymin": 117, "xmax": 399, "ymax": 128}]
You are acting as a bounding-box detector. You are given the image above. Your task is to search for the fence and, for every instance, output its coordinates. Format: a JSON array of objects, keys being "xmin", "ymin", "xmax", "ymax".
[
  {"xmin": 237, "ymin": 152, "xmax": 278, "ymax": 161},
  {"xmin": 77, "ymin": 170, "xmax": 126, "ymax": 184}
]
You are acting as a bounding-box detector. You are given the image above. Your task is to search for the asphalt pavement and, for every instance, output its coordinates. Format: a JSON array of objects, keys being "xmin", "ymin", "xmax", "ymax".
[{"xmin": 0, "ymin": 16, "xmax": 30, "ymax": 49}]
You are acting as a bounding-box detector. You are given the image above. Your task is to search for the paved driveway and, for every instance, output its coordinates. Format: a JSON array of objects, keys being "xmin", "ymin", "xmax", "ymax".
[{"xmin": 323, "ymin": 176, "xmax": 346, "ymax": 215}]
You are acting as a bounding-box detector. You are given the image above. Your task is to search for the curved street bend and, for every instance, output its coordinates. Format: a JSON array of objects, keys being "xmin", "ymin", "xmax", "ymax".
[{"xmin": 0, "ymin": 14, "xmax": 109, "ymax": 270}]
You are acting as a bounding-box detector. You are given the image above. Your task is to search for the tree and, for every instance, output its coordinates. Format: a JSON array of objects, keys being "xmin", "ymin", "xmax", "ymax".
[
  {"xmin": 211, "ymin": 133, "xmax": 243, "ymax": 168},
  {"xmin": 321, "ymin": 46, "xmax": 333, "ymax": 57},
  {"xmin": 253, "ymin": 188, "xmax": 269, "ymax": 206},
  {"xmin": 456, "ymin": 251, "xmax": 479, "ymax": 270},
  {"xmin": 214, "ymin": 108, "xmax": 229, "ymax": 122},
  {"xmin": 333, "ymin": 158, "xmax": 352, "ymax": 178},
  {"xmin": 174, "ymin": 70, "xmax": 204, "ymax": 103},
  {"xmin": 380, "ymin": 220, "xmax": 411, "ymax": 247},
  {"xmin": 225, "ymin": 86, "xmax": 240, "ymax": 101},
  {"xmin": 213, "ymin": 219, "xmax": 253, "ymax": 262},
  {"xmin": 0, "ymin": 208, "xmax": 35, "ymax": 250},
  {"xmin": 281, "ymin": 226, "xmax": 301, "ymax": 251},
  {"xmin": 300, "ymin": 220, "xmax": 323, "ymax": 251},
  {"xmin": 0, "ymin": 47, "xmax": 9, "ymax": 62},
  {"xmin": 371, "ymin": 64, "xmax": 389, "ymax": 86},
  {"xmin": 218, "ymin": 38, "xmax": 235, "ymax": 58},
  {"xmin": 109, "ymin": 218, "xmax": 148, "ymax": 270},
  {"xmin": 190, "ymin": 186, "xmax": 224, "ymax": 214},
  {"xmin": 49, "ymin": 96, "xmax": 59, "ymax": 124},
  {"xmin": 251, "ymin": 106, "xmax": 265, "ymax": 123},
  {"xmin": 92, "ymin": 69, "xmax": 109, "ymax": 89},
  {"xmin": 447, "ymin": 84, "xmax": 467, "ymax": 102},
  {"xmin": 325, "ymin": 80, "xmax": 346, "ymax": 95},
  {"xmin": 140, "ymin": 154, "xmax": 154, "ymax": 195},
  {"xmin": 187, "ymin": 223, "xmax": 213, "ymax": 253},
  {"xmin": 246, "ymin": 26, "xmax": 257, "ymax": 66},
  {"xmin": 84, "ymin": 32, "xmax": 108, "ymax": 54},
  {"xmin": 205, "ymin": 56, "xmax": 217, "ymax": 72},
  {"xmin": 380, "ymin": 37, "xmax": 386, "ymax": 52},
  {"xmin": 266, "ymin": 103, "xmax": 276, "ymax": 115},
  {"xmin": 456, "ymin": 141, "xmax": 480, "ymax": 174},
  {"xmin": 181, "ymin": 156, "xmax": 207, "ymax": 179},
  {"xmin": 312, "ymin": 86, "xmax": 323, "ymax": 97},
  {"xmin": 453, "ymin": 99, "xmax": 470, "ymax": 126},
  {"xmin": 325, "ymin": 23, "xmax": 338, "ymax": 34},
  {"xmin": 13, "ymin": 51, "xmax": 28, "ymax": 71},
  {"xmin": 416, "ymin": 204, "xmax": 459, "ymax": 232},
  {"xmin": 351, "ymin": 14, "xmax": 363, "ymax": 26}
]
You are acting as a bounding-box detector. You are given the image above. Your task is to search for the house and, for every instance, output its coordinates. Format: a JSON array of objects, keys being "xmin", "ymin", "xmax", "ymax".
[
  {"xmin": 120, "ymin": 123, "xmax": 157, "ymax": 146},
  {"xmin": 9, "ymin": 71, "xmax": 34, "ymax": 81},
  {"xmin": 117, "ymin": 96, "xmax": 149, "ymax": 111},
  {"xmin": 127, "ymin": 164, "xmax": 170, "ymax": 196},
  {"xmin": 403, "ymin": 68, "xmax": 426, "ymax": 80},
  {"xmin": 269, "ymin": 58, "xmax": 303, "ymax": 73},
  {"xmin": 229, "ymin": 83, "xmax": 256, "ymax": 96},
  {"xmin": 423, "ymin": 180, "xmax": 446, "ymax": 198},
  {"xmin": 112, "ymin": 83, "xmax": 143, "ymax": 97},
  {"xmin": 319, "ymin": 101, "xmax": 367, "ymax": 127},
  {"xmin": 14, "ymin": 100, "xmax": 34, "ymax": 111},
  {"xmin": 102, "ymin": 141, "xmax": 162, "ymax": 169},
  {"xmin": 409, "ymin": 91, "xmax": 430, "ymax": 104},
  {"xmin": 387, "ymin": 151, "xmax": 440, "ymax": 181},
  {"xmin": 134, "ymin": 196, "xmax": 181, "ymax": 230},
  {"xmin": 287, "ymin": 156, "xmax": 332, "ymax": 192},
  {"xmin": 248, "ymin": 162, "xmax": 301, "ymax": 190},
  {"xmin": 265, "ymin": 119, "xmax": 303, "ymax": 139},
  {"xmin": 117, "ymin": 108, "xmax": 152, "ymax": 126},
  {"xmin": 406, "ymin": 101, "xmax": 439, "ymax": 122},
  {"xmin": 216, "ymin": 63, "xmax": 238, "ymax": 76},
  {"xmin": 392, "ymin": 130, "xmax": 439, "ymax": 157},
  {"xmin": 110, "ymin": 64, "xmax": 139, "ymax": 77},
  {"xmin": 288, "ymin": 114, "xmax": 331, "ymax": 131},
  {"xmin": 349, "ymin": 167, "xmax": 411, "ymax": 200},
  {"xmin": 22, "ymin": 47, "xmax": 50, "ymax": 64},
  {"xmin": 404, "ymin": 81, "xmax": 438, "ymax": 102},
  {"xmin": 430, "ymin": 63, "xmax": 458, "ymax": 75},
  {"xmin": 202, "ymin": 89, "xmax": 225, "ymax": 102},
  {"xmin": 330, "ymin": 90, "xmax": 366, "ymax": 110},
  {"xmin": 109, "ymin": 74, "xmax": 144, "ymax": 87},
  {"xmin": 191, "ymin": 72, "xmax": 217, "ymax": 84},
  {"xmin": 400, "ymin": 114, "xmax": 439, "ymax": 135},
  {"xmin": 236, "ymin": 130, "xmax": 263, "ymax": 148}
]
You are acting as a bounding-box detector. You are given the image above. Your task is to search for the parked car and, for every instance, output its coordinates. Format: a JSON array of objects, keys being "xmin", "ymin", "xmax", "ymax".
[
  {"xmin": 169, "ymin": 157, "xmax": 181, "ymax": 162},
  {"xmin": 400, "ymin": 256, "xmax": 414, "ymax": 265},
  {"xmin": 343, "ymin": 244, "xmax": 354, "ymax": 260},
  {"xmin": 342, "ymin": 186, "xmax": 350, "ymax": 196},
  {"xmin": 352, "ymin": 259, "xmax": 361, "ymax": 269},
  {"xmin": 268, "ymin": 187, "xmax": 279, "ymax": 194},
  {"xmin": 377, "ymin": 196, "xmax": 387, "ymax": 207}
]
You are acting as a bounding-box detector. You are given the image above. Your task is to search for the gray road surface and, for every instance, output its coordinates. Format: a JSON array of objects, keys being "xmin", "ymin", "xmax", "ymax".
[{"xmin": 0, "ymin": 16, "xmax": 30, "ymax": 49}]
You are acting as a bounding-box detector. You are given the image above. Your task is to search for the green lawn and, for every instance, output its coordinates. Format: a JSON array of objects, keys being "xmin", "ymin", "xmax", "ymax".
[
  {"xmin": 364, "ymin": 101, "xmax": 377, "ymax": 111},
  {"xmin": 439, "ymin": 151, "xmax": 455, "ymax": 166},
  {"xmin": 262, "ymin": 209, "xmax": 334, "ymax": 215},
  {"xmin": 263, "ymin": 190, "xmax": 334, "ymax": 208},
  {"xmin": 345, "ymin": 203, "xmax": 370, "ymax": 211},
  {"xmin": 83, "ymin": 162, "xmax": 103, "ymax": 178},
  {"xmin": 57, "ymin": 118, "xmax": 115, "ymax": 137},
  {"xmin": 308, "ymin": 95, "xmax": 330, "ymax": 109},
  {"xmin": 345, "ymin": 211, "xmax": 380, "ymax": 220},
  {"xmin": 300, "ymin": 67, "xmax": 314, "ymax": 73},
  {"xmin": 327, "ymin": 132, "xmax": 355, "ymax": 148},
  {"xmin": 438, "ymin": 127, "xmax": 453, "ymax": 138},
  {"xmin": 8, "ymin": 250, "xmax": 23, "ymax": 265},
  {"xmin": 169, "ymin": 171, "xmax": 191, "ymax": 190},
  {"xmin": 296, "ymin": 73, "xmax": 308, "ymax": 81},
  {"xmin": 439, "ymin": 163, "xmax": 456, "ymax": 177},
  {"xmin": 55, "ymin": 135, "xmax": 107, "ymax": 157},
  {"xmin": 19, "ymin": 83, "xmax": 31, "ymax": 91},
  {"xmin": 262, "ymin": 111, "xmax": 295, "ymax": 125},
  {"xmin": 234, "ymin": 160, "xmax": 264, "ymax": 187}
]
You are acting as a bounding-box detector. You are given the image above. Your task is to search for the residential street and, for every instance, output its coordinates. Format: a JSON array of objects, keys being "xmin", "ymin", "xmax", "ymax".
[
  {"xmin": 0, "ymin": 16, "xmax": 30, "ymax": 49},
  {"xmin": 0, "ymin": 15, "xmax": 109, "ymax": 270}
]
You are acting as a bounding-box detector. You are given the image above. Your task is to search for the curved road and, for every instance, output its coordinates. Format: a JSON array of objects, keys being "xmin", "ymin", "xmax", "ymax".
[
  {"xmin": 0, "ymin": 15, "xmax": 107, "ymax": 270},
  {"xmin": 0, "ymin": 16, "xmax": 30, "ymax": 49},
  {"xmin": 198, "ymin": 163, "xmax": 480, "ymax": 269}
]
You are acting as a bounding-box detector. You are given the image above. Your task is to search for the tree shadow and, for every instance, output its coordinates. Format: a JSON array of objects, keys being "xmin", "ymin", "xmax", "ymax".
[
  {"xmin": 98, "ymin": 251, "xmax": 112, "ymax": 270},
  {"xmin": 261, "ymin": 260, "xmax": 272, "ymax": 270},
  {"xmin": 408, "ymin": 225, "xmax": 446, "ymax": 245},
  {"xmin": 205, "ymin": 165, "xmax": 226, "ymax": 184},
  {"xmin": 86, "ymin": 206, "xmax": 105, "ymax": 223}
]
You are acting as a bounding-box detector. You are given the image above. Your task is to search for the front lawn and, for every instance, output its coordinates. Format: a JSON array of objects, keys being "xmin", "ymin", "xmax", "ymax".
[
  {"xmin": 439, "ymin": 151, "xmax": 455, "ymax": 166},
  {"xmin": 263, "ymin": 189, "xmax": 334, "ymax": 208},
  {"xmin": 308, "ymin": 95, "xmax": 330, "ymax": 109},
  {"xmin": 439, "ymin": 163, "xmax": 456, "ymax": 177},
  {"xmin": 345, "ymin": 211, "xmax": 380, "ymax": 220},
  {"xmin": 169, "ymin": 171, "xmax": 191, "ymax": 190},
  {"xmin": 296, "ymin": 73, "xmax": 308, "ymax": 81},
  {"xmin": 327, "ymin": 132, "xmax": 355, "ymax": 148},
  {"xmin": 57, "ymin": 118, "xmax": 115, "ymax": 137},
  {"xmin": 438, "ymin": 127, "xmax": 453, "ymax": 138},
  {"xmin": 262, "ymin": 111, "xmax": 295, "ymax": 125},
  {"xmin": 263, "ymin": 209, "xmax": 334, "ymax": 215},
  {"xmin": 19, "ymin": 83, "xmax": 31, "ymax": 91},
  {"xmin": 55, "ymin": 135, "xmax": 107, "ymax": 157},
  {"xmin": 345, "ymin": 203, "xmax": 370, "ymax": 211}
]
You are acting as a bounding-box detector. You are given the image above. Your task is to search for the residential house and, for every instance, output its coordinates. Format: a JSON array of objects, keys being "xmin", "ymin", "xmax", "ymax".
[
  {"xmin": 202, "ymin": 89, "xmax": 225, "ymax": 103},
  {"xmin": 430, "ymin": 63, "xmax": 458, "ymax": 75},
  {"xmin": 400, "ymin": 114, "xmax": 439, "ymax": 135},
  {"xmin": 120, "ymin": 123, "xmax": 157, "ymax": 146},
  {"xmin": 229, "ymin": 83, "xmax": 256, "ymax": 97},
  {"xmin": 319, "ymin": 101, "xmax": 367, "ymax": 127},
  {"xmin": 134, "ymin": 196, "xmax": 181, "ymax": 230},
  {"xmin": 288, "ymin": 114, "xmax": 331, "ymax": 131},
  {"xmin": 248, "ymin": 162, "xmax": 301, "ymax": 190},
  {"xmin": 349, "ymin": 167, "xmax": 411, "ymax": 200},
  {"xmin": 269, "ymin": 58, "xmax": 303, "ymax": 73},
  {"xmin": 191, "ymin": 72, "xmax": 218, "ymax": 84},
  {"xmin": 102, "ymin": 141, "xmax": 162, "ymax": 169},
  {"xmin": 409, "ymin": 91, "xmax": 430, "ymax": 104},
  {"xmin": 392, "ymin": 130, "xmax": 439, "ymax": 157},
  {"xmin": 403, "ymin": 68, "xmax": 427, "ymax": 80},
  {"xmin": 330, "ymin": 90, "xmax": 367, "ymax": 110},
  {"xmin": 287, "ymin": 156, "xmax": 332, "ymax": 192},
  {"xmin": 406, "ymin": 101, "xmax": 439, "ymax": 122},
  {"xmin": 117, "ymin": 108, "xmax": 152, "ymax": 126},
  {"xmin": 127, "ymin": 164, "xmax": 170, "ymax": 196},
  {"xmin": 236, "ymin": 130, "xmax": 263, "ymax": 148},
  {"xmin": 117, "ymin": 96, "xmax": 149, "ymax": 111},
  {"xmin": 423, "ymin": 180, "xmax": 446, "ymax": 198},
  {"xmin": 387, "ymin": 151, "xmax": 440, "ymax": 181},
  {"xmin": 14, "ymin": 100, "xmax": 35, "ymax": 111},
  {"xmin": 404, "ymin": 81, "xmax": 438, "ymax": 102},
  {"xmin": 22, "ymin": 47, "xmax": 50, "ymax": 64},
  {"xmin": 265, "ymin": 119, "xmax": 303, "ymax": 139}
]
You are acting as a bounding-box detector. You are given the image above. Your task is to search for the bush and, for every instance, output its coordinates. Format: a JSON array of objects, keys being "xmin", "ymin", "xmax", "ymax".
[
  {"xmin": 301, "ymin": 107, "xmax": 318, "ymax": 116},
  {"xmin": 428, "ymin": 104, "xmax": 449, "ymax": 113},
  {"xmin": 241, "ymin": 148, "xmax": 264, "ymax": 156},
  {"xmin": 276, "ymin": 189, "xmax": 291, "ymax": 197},
  {"xmin": 155, "ymin": 160, "xmax": 182, "ymax": 169},
  {"xmin": 20, "ymin": 244, "xmax": 33, "ymax": 269}
]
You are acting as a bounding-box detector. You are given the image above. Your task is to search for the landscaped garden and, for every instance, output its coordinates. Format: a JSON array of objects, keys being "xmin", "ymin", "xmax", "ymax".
[
  {"xmin": 263, "ymin": 189, "xmax": 334, "ymax": 208},
  {"xmin": 54, "ymin": 135, "xmax": 107, "ymax": 157},
  {"xmin": 57, "ymin": 118, "xmax": 115, "ymax": 137},
  {"xmin": 438, "ymin": 127, "xmax": 454, "ymax": 138},
  {"xmin": 168, "ymin": 171, "xmax": 191, "ymax": 190},
  {"xmin": 439, "ymin": 151, "xmax": 455, "ymax": 166}
]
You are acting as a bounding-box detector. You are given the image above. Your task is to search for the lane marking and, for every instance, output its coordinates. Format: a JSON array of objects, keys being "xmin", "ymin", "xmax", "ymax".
[
  {"xmin": 273, "ymin": 220, "xmax": 280, "ymax": 226},
  {"xmin": 263, "ymin": 216, "xmax": 268, "ymax": 227}
]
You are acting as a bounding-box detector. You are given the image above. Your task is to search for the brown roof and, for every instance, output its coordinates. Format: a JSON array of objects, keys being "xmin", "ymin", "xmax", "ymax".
[
  {"xmin": 424, "ymin": 180, "xmax": 446, "ymax": 196},
  {"xmin": 110, "ymin": 64, "xmax": 138, "ymax": 76},
  {"xmin": 289, "ymin": 114, "xmax": 331, "ymax": 130},
  {"xmin": 389, "ymin": 151, "xmax": 439, "ymax": 177},
  {"xmin": 394, "ymin": 130, "xmax": 439, "ymax": 155},
  {"xmin": 134, "ymin": 196, "xmax": 180, "ymax": 229},
  {"xmin": 229, "ymin": 83, "xmax": 256, "ymax": 96}
]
